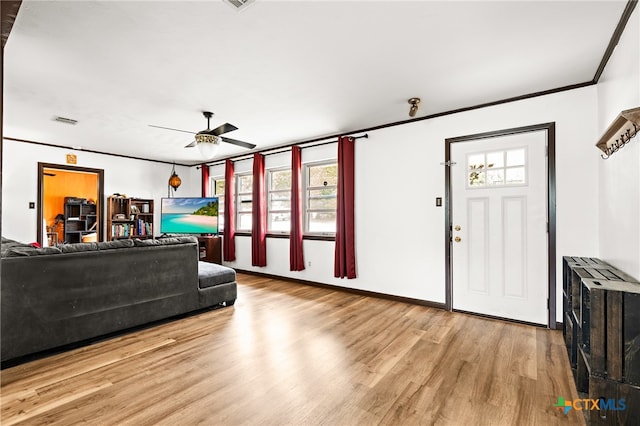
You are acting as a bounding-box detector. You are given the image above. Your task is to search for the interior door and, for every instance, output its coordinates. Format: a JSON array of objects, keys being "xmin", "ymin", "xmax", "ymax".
[
  {"xmin": 450, "ymin": 131, "xmax": 548, "ymax": 324},
  {"xmin": 37, "ymin": 163, "xmax": 104, "ymax": 245}
]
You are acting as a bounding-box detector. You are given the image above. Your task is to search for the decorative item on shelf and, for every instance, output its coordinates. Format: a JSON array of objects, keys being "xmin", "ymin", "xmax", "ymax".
[
  {"xmin": 64, "ymin": 196, "xmax": 86, "ymax": 204},
  {"xmin": 597, "ymin": 106, "xmax": 640, "ymax": 159},
  {"xmin": 114, "ymin": 213, "xmax": 126, "ymax": 220},
  {"xmin": 168, "ymin": 163, "xmax": 182, "ymax": 197},
  {"xmin": 408, "ymin": 97, "xmax": 420, "ymax": 117}
]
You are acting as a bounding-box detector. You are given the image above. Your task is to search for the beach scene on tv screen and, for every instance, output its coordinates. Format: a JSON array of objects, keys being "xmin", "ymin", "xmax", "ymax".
[{"xmin": 162, "ymin": 198, "xmax": 218, "ymax": 234}]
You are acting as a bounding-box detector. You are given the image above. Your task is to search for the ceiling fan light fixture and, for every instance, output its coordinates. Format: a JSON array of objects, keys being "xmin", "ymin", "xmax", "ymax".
[{"xmin": 195, "ymin": 133, "xmax": 221, "ymax": 159}]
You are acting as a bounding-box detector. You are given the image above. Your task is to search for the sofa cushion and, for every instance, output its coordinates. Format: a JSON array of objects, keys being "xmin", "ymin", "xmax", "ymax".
[
  {"xmin": 198, "ymin": 261, "xmax": 236, "ymax": 289},
  {"xmin": 2, "ymin": 237, "xmax": 24, "ymax": 246},
  {"xmin": 59, "ymin": 242, "xmax": 99, "ymax": 253},
  {"xmin": 3, "ymin": 246, "xmax": 62, "ymax": 257},
  {"xmin": 132, "ymin": 238, "xmax": 160, "ymax": 247},
  {"xmin": 96, "ymin": 239, "xmax": 135, "ymax": 250},
  {"xmin": 134, "ymin": 236, "xmax": 198, "ymax": 247},
  {"xmin": 2, "ymin": 237, "xmax": 29, "ymax": 257},
  {"xmin": 157, "ymin": 236, "xmax": 199, "ymax": 245}
]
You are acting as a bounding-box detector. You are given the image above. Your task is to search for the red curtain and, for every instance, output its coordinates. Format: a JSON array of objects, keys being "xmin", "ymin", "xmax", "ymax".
[
  {"xmin": 334, "ymin": 136, "xmax": 357, "ymax": 279},
  {"xmin": 290, "ymin": 145, "xmax": 305, "ymax": 271},
  {"xmin": 251, "ymin": 153, "xmax": 267, "ymax": 266},
  {"xmin": 201, "ymin": 164, "xmax": 210, "ymax": 197},
  {"xmin": 223, "ymin": 159, "xmax": 236, "ymax": 261}
]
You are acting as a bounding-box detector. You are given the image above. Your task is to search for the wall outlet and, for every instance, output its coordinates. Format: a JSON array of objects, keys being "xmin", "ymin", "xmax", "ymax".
[{"xmin": 308, "ymin": 261, "xmax": 312, "ymax": 267}]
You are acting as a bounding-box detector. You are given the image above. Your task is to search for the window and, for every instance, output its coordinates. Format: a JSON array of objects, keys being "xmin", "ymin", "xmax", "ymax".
[
  {"xmin": 236, "ymin": 174, "xmax": 253, "ymax": 231},
  {"xmin": 267, "ymin": 169, "xmax": 291, "ymax": 233},
  {"xmin": 213, "ymin": 178, "xmax": 225, "ymax": 231},
  {"xmin": 305, "ymin": 162, "xmax": 337, "ymax": 234},
  {"xmin": 467, "ymin": 147, "xmax": 527, "ymax": 188}
]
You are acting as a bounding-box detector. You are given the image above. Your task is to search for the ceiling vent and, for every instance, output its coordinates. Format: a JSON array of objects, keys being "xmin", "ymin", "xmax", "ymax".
[
  {"xmin": 54, "ymin": 116, "xmax": 78, "ymax": 125},
  {"xmin": 223, "ymin": 0, "xmax": 255, "ymax": 11}
]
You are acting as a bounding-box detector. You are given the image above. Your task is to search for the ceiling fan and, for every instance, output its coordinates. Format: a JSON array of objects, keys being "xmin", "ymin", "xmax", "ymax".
[{"xmin": 149, "ymin": 111, "xmax": 256, "ymax": 158}]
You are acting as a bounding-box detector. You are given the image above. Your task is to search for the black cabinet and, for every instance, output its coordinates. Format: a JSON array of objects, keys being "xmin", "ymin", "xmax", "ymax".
[
  {"xmin": 562, "ymin": 256, "xmax": 640, "ymax": 425},
  {"xmin": 198, "ymin": 236, "xmax": 221, "ymax": 264},
  {"xmin": 64, "ymin": 201, "xmax": 97, "ymax": 243}
]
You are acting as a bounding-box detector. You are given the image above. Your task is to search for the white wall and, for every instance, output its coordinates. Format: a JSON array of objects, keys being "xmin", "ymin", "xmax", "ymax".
[
  {"xmin": 4, "ymin": 69, "xmax": 613, "ymax": 325},
  {"xmin": 597, "ymin": 8, "xmax": 640, "ymax": 280},
  {"xmin": 214, "ymin": 86, "xmax": 600, "ymax": 322},
  {"xmin": 1, "ymin": 140, "xmax": 200, "ymax": 242}
]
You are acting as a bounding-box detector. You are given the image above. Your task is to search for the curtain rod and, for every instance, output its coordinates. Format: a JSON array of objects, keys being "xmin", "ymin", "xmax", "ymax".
[{"xmin": 197, "ymin": 133, "xmax": 368, "ymax": 168}]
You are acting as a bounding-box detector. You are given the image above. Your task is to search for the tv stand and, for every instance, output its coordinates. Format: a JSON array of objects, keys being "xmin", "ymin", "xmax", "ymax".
[{"xmin": 197, "ymin": 236, "xmax": 221, "ymax": 264}]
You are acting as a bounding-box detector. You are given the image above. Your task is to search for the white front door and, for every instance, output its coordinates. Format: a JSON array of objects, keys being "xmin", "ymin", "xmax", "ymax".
[{"xmin": 451, "ymin": 131, "xmax": 548, "ymax": 324}]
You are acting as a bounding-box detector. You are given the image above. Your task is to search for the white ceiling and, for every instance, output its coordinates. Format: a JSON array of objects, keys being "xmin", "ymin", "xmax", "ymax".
[{"xmin": 2, "ymin": 0, "xmax": 629, "ymax": 165}]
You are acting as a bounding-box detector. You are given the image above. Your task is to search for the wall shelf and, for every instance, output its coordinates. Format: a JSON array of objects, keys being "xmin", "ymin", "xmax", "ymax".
[{"xmin": 597, "ymin": 107, "xmax": 640, "ymax": 159}]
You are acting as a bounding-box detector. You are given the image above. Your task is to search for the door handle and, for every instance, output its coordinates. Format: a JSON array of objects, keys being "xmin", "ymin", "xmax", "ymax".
[{"xmin": 454, "ymin": 236, "xmax": 462, "ymax": 243}]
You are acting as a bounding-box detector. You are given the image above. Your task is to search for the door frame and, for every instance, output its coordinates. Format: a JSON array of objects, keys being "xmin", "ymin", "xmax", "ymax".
[
  {"xmin": 444, "ymin": 122, "xmax": 557, "ymax": 329},
  {"xmin": 37, "ymin": 162, "xmax": 105, "ymax": 245}
]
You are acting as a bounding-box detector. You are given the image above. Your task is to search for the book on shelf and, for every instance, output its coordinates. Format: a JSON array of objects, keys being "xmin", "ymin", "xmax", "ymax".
[
  {"xmin": 111, "ymin": 223, "xmax": 131, "ymax": 238},
  {"xmin": 130, "ymin": 219, "xmax": 153, "ymax": 237}
]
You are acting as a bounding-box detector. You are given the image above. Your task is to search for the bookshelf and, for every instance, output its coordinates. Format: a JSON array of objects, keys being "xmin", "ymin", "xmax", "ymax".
[
  {"xmin": 63, "ymin": 200, "xmax": 97, "ymax": 244},
  {"xmin": 107, "ymin": 196, "xmax": 154, "ymax": 240}
]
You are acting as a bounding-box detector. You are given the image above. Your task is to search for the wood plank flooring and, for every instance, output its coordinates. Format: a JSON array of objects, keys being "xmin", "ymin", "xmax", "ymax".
[{"xmin": 1, "ymin": 273, "xmax": 584, "ymax": 425}]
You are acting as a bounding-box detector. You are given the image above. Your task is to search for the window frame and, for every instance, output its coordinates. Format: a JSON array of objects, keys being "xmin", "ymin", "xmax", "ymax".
[
  {"xmin": 212, "ymin": 177, "xmax": 225, "ymax": 231},
  {"xmin": 235, "ymin": 172, "xmax": 253, "ymax": 232},
  {"xmin": 466, "ymin": 146, "xmax": 529, "ymax": 189},
  {"xmin": 266, "ymin": 167, "xmax": 292, "ymax": 235},
  {"xmin": 304, "ymin": 160, "xmax": 338, "ymax": 237}
]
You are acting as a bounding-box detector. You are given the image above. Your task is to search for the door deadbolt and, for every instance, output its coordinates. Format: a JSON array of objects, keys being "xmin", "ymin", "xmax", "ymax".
[
  {"xmin": 454, "ymin": 225, "xmax": 461, "ymax": 231},
  {"xmin": 454, "ymin": 236, "xmax": 462, "ymax": 243}
]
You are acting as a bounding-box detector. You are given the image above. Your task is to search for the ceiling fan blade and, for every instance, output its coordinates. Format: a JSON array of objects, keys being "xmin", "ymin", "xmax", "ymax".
[
  {"xmin": 221, "ymin": 136, "xmax": 256, "ymax": 149},
  {"xmin": 184, "ymin": 140, "xmax": 196, "ymax": 148},
  {"xmin": 149, "ymin": 124, "xmax": 196, "ymax": 135},
  {"xmin": 202, "ymin": 123, "xmax": 238, "ymax": 136}
]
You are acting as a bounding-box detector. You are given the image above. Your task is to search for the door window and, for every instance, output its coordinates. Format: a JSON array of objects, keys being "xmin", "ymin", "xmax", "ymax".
[{"xmin": 467, "ymin": 147, "xmax": 527, "ymax": 188}]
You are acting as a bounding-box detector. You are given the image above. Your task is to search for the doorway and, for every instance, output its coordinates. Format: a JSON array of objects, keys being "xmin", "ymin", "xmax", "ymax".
[
  {"xmin": 37, "ymin": 163, "xmax": 105, "ymax": 245},
  {"xmin": 444, "ymin": 123, "xmax": 556, "ymax": 328}
]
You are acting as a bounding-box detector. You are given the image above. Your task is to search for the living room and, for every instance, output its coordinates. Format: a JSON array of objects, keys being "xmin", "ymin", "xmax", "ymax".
[{"xmin": 2, "ymin": 1, "xmax": 640, "ymax": 425}]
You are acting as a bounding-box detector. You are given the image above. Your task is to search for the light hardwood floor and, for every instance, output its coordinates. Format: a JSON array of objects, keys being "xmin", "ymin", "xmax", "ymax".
[{"xmin": 1, "ymin": 273, "xmax": 584, "ymax": 425}]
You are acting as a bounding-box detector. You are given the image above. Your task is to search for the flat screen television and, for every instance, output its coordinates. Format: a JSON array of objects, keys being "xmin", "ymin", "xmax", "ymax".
[{"xmin": 160, "ymin": 197, "xmax": 219, "ymax": 235}]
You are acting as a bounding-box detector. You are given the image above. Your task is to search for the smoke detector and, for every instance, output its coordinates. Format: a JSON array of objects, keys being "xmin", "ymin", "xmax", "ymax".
[{"xmin": 53, "ymin": 116, "xmax": 78, "ymax": 125}]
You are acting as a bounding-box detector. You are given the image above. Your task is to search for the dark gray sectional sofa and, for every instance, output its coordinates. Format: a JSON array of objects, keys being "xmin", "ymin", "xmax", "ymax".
[{"xmin": 1, "ymin": 236, "xmax": 237, "ymax": 364}]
